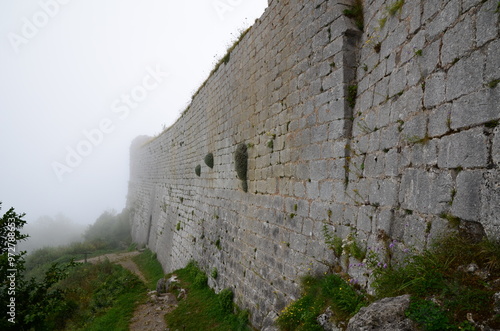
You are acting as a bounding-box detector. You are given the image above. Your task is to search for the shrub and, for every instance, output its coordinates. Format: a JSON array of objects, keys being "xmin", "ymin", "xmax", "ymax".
[
  {"xmin": 193, "ymin": 272, "xmax": 208, "ymax": 289},
  {"xmin": 195, "ymin": 164, "xmax": 201, "ymax": 177},
  {"xmin": 218, "ymin": 288, "xmax": 234, "ymax": 313}
]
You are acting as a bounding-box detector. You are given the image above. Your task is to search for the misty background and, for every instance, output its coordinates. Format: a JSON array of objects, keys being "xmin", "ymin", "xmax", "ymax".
[{"xmin": 0, "ymin": 0, "xmax": 268, "ymax": 251}]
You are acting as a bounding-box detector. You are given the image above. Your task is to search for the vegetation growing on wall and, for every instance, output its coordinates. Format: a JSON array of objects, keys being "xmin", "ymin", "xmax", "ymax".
[
  {"xmin": 190, "ymin": 27, "xmax": 252, "ymax": 103},
  {"xmin": 195, "ymin": 164, "xmax": 202, "ymax": 177},
  {"xmin": 343, "ymin": 0, "xmax": 364, "ymax": 30}
]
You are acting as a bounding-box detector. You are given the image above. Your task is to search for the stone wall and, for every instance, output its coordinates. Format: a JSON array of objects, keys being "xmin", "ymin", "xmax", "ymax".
[{"xmin": 127, "ymin": 0, "xmax": 499, "ymax": 328}]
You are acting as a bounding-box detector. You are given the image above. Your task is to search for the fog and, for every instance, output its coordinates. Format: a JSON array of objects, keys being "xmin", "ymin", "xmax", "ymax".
[
  {"xmin": 17, "ymin": 214, "xmax": 86, "ymax": 252},
  {"xmin": 0, "ymin": 0, "xmax": 268, "ymax": 239}
]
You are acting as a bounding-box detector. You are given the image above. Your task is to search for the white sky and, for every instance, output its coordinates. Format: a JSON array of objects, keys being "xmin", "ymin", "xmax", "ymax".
[{"xmin": 0, "ymin": 0, "xmax": 268, "ymax": 225}]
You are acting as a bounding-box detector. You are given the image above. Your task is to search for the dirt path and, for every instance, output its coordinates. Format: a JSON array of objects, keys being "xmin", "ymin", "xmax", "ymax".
[
  {"xmin": 79, "ymin": 251, "xmax": 146, "ymax": 282},
  {"xmin": 79, "ymin": 251, "xmax": 177, "ymax": 331}
]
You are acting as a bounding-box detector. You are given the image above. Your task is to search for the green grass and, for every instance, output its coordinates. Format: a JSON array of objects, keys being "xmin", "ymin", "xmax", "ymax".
[
  {"xmin": 132, "ymin": 249, "xmax": 165, "ymax": 289},
  {"xmin": 54, "ymin": 260, "xmax": 146, "ymax": 330},
  {"xmin": 277, "ymin": 274, "xmax": 367, "ymax": 330},
  {"xmin": 372, "ymin": 235, "xmax": 500, "ymax": 329},
  {"xmin": 24, "ymin": 244, "xmax": 130, "ymax": 282},
  {"xmin": 165, "ymin": 261, "xmax": 251, "ymax": 330},
  {"xmin": 82, "ymin": 284, "xmax": 145, "ymax": 331},
  {"xmin": 387, "ymin": 0, "xmax": 404, "ymax": 16},
  {"xmin": 279, "ymin": 234, "xmax": 500, "ymax": 331}
]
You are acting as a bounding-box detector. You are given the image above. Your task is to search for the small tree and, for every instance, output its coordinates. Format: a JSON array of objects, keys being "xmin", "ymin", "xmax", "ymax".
[{"xmin": 0, "ymin": 202, "xmax": 75, "ymax": 330}]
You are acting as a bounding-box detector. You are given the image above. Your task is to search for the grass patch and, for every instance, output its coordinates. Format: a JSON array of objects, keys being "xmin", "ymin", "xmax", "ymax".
[
  {"xmin": 372, "ymin": 235, "xmax": 500, "ymax": 329},
  {"xmin": 82, "ymin": 284, "xmax": 145, "ymax": 331},
  {"xmin": 387, "ymin": 0, "xmax": 404, "ymax": 16},
  {"xmin": 277, "ymin": 274, "xmax": 368, "ymax": 330},
  {"xmin": 281, "ymin": 234, "xmax": 500, "ymax": 330},
  {"xmin": 165, "ymin": 261, "xmax": 251, "ymax": 330},
  {"xmin": 132, "ymin": 249, "xmax": 165, "ymax": 289},
  {"xmin": 378, "ymin": 16, "xmax": 387, "ymax": 29},
  {"xmin": 406, "ymin": 134, "xmax": 430, "ymax": 145},
  {"xmin": 487, "ymin": 78, "xmax": 500, "ymax": 88},
  {"xmin": 56, "ymin": 260, "xmax": 146, "ymax": 330}
]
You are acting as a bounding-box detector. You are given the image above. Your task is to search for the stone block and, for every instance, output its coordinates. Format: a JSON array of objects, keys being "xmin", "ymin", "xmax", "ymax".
[
  {"xmin": 400, "ymin": 169, "xmax": 453, "ymax": 214},
  {"xmin": 428, "ymin": 103, "xmax": 451, "ymax": 137},
  {"xmin": 481, "ymin": 169, "xmax": 500, "ymax": 238},
  {"xmin": 402, "ymin": 113, "xmax": 427, "ymax": 142},
  {"xmin": 425, "ymin": 0, "xmax": 460, "ymax": 40},
  {"xmin": 388, "ymin": 67, "xmax": 407, "ymax": 98},
  {"xmin": 423, "ymin": 0, "xmax": 446, "ymax": 23},
  {"xmin": 400, "ymin": 30, "xmax": 426, "ymax": 66},
  {"xmin": 452, "ymin": 170, "xmax": 483, "ymax": 222},
  {"xmin": 451, "ymin": 88, "xmax": 500, "ymax": 130},
  {"xmin": 437, "ymin": 127, "xmax": 489, "ymax": 168},
  {"xmin": 424, "ymin": 71, "xmax": 446, "ymax": 108},
  {"xmin": 493, "ymin": 127, "xmax": 500, "ymax": 166},
  {"xmin": 486, "ymin": 39, "xmax": 500, "ymax": 82},
  {"xmin": 446, "ymin": 51, "xmax": 485, "ymax": 101},
  {"xmin": 376, "ymin": 208, "xmax": 394, "ymax": 236},
  {"xmin": 306, "ymin": 180, "xmax": 320, "ymax": 199},
  {"xmin": 379, "ymin": 124, "xmax": 400, "ymax": 151},
  {"xmin": 462, "ymin": 0, "xmax": 484, "ymax": 11},
  {"xmin": 418, "ymin": 40, "xmax": 440, "ymax": 77},
  {"xmin": 477, "ymin": 0, "xmax": 499, "ymax": 46},
  {"xmin": 441, "ymin": 17, "xmax": 474, "ymax": 66},
  {"xmin": 384, "ymin": 148, "xmax": 400, "ymax": 177},
  {"xmin": 310, "ymin": 160, "xmax": 328, "ymax": 181},
  {"xmin": 319, "ymin": 181, "xmax": 334, "ymax": 201},
  {"xmin": 329, "ymin": 158, "xmax": 346, "ymax": 180}
]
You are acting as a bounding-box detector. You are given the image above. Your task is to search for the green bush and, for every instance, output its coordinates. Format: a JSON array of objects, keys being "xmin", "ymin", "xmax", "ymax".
[
  {"xmin": 405, "ymin": 299, "xmax": 452, "ymax": 331},
  {"xmin": 193, "ymin": 272, "xmax": 208, "ymax": 289},
  {"xmin": 218, "ymin": 288, "xmax": 234, "ymax": 313},
  {"xmin": 195, "ymin": 164, "xmax": 201, "ymax": 177},
  {"xmin": 83, "ymin": 209, "xmax": 131, "ymax": 249}
]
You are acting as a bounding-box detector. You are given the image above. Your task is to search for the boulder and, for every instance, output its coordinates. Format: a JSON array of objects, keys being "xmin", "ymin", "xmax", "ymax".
[
  {"xmin": 156, "ymin": 277, "xmax": 170, "ymax": 294},
  {"xmin": 346, "ymin": 295, "xmax": 418, "ymax": 331}
]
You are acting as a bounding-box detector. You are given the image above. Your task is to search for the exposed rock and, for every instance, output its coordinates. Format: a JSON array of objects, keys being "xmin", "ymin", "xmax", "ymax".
[
  {"xmin": 156, "ymin": 277, "xmax": 170, "ymax": 294},
  {"xmin": 493, "ymin": 293, "xmax": 500, "ymax": 314},
  {"xmin": 466, "ymin": 263, "xmax": 479, "ymax": 273},
  {"xmin": 177, "ymin": 288, "xmax": 187, "ymax": 300},
  {"xmin": 346, "ymin": 295, "xmax": 418, "ymax": 331},
  {"xmin": 317, "ymin": 307, "xmax": 342, "ymax": 331}
]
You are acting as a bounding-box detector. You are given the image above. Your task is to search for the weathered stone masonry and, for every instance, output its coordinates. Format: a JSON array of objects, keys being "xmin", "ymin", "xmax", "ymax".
[{"xmin": 127, "ymin": 0, "xmax": 499, "ymax": 328}]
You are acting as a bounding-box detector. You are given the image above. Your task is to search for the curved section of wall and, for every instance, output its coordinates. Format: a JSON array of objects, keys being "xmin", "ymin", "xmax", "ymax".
[{"xmin": 127, "ymin": 0, "xmax": 499, "ymax": 328}]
